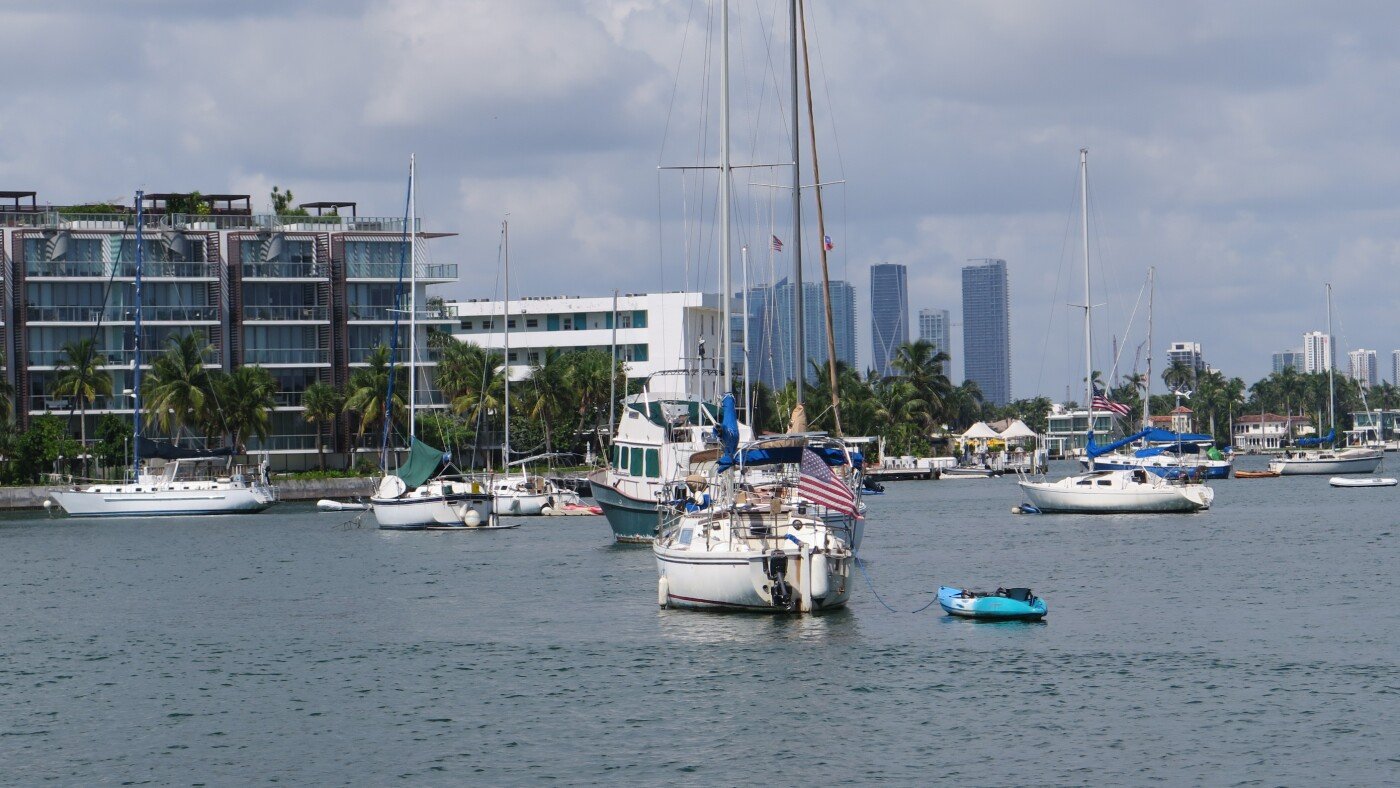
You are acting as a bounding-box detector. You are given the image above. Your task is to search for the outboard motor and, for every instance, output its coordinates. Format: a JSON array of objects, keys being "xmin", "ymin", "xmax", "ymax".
[{"xmin": 763, "ymin": 549, "xmax": 795, "ymax": 610}]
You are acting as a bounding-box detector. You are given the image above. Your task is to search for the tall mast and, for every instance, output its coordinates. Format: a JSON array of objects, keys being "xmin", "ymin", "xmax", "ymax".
[
  {"xmin": 131, "ymin": 189, "xmax": 144, "ymax": 482},
  {"xmin": 503, "ymin": 219, "xmax": 511, "ymax": 470},
  {"xmin": 799, "ymin": 0, "xmax": 842, "ymax": 435},
  {"xmin": 408, "ymin": 153, "xmax": 417, "ymax": 442},
  {"xmin": 789, "ymin": 0, "xmax": 805, "ymax": 406},
  {"xmin": 719, "ymin": 0, "xmax": 733, "ymax": 395},
  {"xmin": 742, "ymin": 244, "xmax": 751, "ymax": 420},
  {"xmin": 1326, "ymin": 282, "xmax": 1334, "ymax": 438},
  {"xmin": 1144, "ymin": 266, "xmax": 1154, "ymax": 430},
  {"xmin": 609, "ymin": 289, "xmax": 618, "ymax": 441},
  {"xmin": 1080, "ymin": 148, "xmax": 1093, "ymax": 432}
]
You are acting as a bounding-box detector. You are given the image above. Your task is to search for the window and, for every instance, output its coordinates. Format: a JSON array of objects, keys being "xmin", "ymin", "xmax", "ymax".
[
  {"xmin": 619, "ymin": 313, "xmax": 632, "ymax": 328},
  {"xmin": 528, "ymin": 352, "xmax": 539, "ymax": 364},
  {"xmin": 645, "ymin": 449, "xmax": 660, "ymax": 478},
  {"xmin": 563, "ymin": 317, "xmax": 573, "ymax": 330},
  {"xmin": 507, "ymin": 319, "xmax": 516, "ymax": 328},
  {"xmin": 460, "ymin": 320, "xmax": 472, "ymax": 330},
  {"xmin": 526, "ymin": 318, "xmax": 538, "ymax": 328},
  {"xmin": 630, "ymin": 447, "xmax": 643, "ymax": 476},
  {"xmin": 482, "ymin": 320, "xmax": 493, "ymax": 330},
  {"xmin": 617, "ymin": 445, "xmax": 628, "ymax": 471}
]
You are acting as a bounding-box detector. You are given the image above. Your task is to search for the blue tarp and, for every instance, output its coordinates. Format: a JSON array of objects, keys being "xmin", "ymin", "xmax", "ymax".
[
  {"xmin": 1086, "ymin": 429, "xmax": 1151, "ymax": 458},
  {"xmin": 716, "ymin": 443, "xmax": 862, "ymax": 472},
  {"xmin": 717, "ymin": 393, "xmax": 739, "ymax": 468},
  {"xmin": 1141, "ymin": 428, "xmax": 1214, "ymax": 444},
  {"xmin": 1296, "ymin": 429, "xmax": 1335, "ymax": 447}
]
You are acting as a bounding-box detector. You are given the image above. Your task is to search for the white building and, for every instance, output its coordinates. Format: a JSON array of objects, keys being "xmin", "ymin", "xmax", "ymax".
[
  {"xmin": 1233, "ymin": 413, "xmax": 1307, "ymax": 452},
  {"xmin": 1167, "ymin": 341, "xmax": 1204, "ymax": 373},
  {"xmin": 1302, "ymin": 331, "xmax": 1332, "ymax": 373},
  {"xmin": 917, "ymin": 308, "xmax": 952, "ymax": 365},
  {"xmin": 450, "ymin": 292, "xmax": 724, "ymax": 400},
  {"xmin": 1347, "ymin": 348, "xmax": 1378, "ymax": 388},
  {"xmin": 1272, "ymin": 348, "xmax": 1304, "ymax": 374}
]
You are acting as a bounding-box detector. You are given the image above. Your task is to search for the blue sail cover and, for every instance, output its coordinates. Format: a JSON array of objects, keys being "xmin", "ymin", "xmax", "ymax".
[
  {"xmin": 717, "ymin": 393, "xmax": 740, "ymax": 468},
  {"xmin": 716, "ymin": 443, "xmax": 862, "ymax": 472},
  {"xmin": 1086, "ymin": 429, "xmax": 1151, "ymax": 458},
  {"xmin": 1295, "ymin": 429, "xmax": 1335, "ymax": 447},
  {"xmin": 1142, "ymin": 428, "xmax": 1214, "ymax": 445}
]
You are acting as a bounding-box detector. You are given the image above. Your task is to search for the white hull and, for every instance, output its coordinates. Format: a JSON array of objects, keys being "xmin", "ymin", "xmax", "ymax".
[
  {"xmin": 654, "ymin": 541, "xmax": 853, "ymax": 612},
  {"xmin": 1329, "ymin": 476, "xmax": 1397, "ymax": 488},
  {"xmin": 1270, "ymin": 450, "xmax": 1383, "ymax": 476},
  {"xmin": 371, "ymin": 481, "xmax": 494, "ymax": 530},
  {"xmin": 52, "ymin": 485, "xmax": 276, "ymax": 517},
  {"xmin": 1018, "ymin": 470, "xmax": 1213, "ymax": 513}
]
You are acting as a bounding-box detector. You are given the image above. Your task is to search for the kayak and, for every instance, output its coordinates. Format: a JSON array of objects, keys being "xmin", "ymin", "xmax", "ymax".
[{"xmin": 938, "ymin": 586, "xmax": 1047, "ymax": 621}]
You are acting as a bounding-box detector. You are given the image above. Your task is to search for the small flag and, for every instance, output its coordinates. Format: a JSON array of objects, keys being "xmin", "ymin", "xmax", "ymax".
[
  {"xmin": 823, "ymin": 234, "xmax": 834, "ymax": 251},
  {"xmin": 1092, "ymin": 385, "xmax": 1131, "ymax": 418},
  {"xmin": 771, "ymin": 235, "xmax": 784, "ymax": 252},
  {"xmin": 798, "ymin": 447, "xmax": 861, "ymax": 519}
]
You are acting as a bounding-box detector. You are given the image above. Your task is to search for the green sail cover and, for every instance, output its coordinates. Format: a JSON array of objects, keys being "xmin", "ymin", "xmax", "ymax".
[
  {"xmin": 1206, "ymin": 446, "xmax": 1225, "ymax": 461},
  {"xmin": 397, "ymin": 438, "xmax": 447, "ymax": 488}
]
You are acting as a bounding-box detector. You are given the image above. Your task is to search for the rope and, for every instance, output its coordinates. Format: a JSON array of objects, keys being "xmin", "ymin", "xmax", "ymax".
[{"xmin": 853, "ymin": 556, "xmax": 939, "ymax": 614}]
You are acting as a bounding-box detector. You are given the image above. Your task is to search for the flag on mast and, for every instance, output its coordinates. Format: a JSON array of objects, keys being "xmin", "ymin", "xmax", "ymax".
[
  {"xmin": 823, "ymin": 235, "xmax": 834, "ymax": 251},
  {"xmin": 771, "ymin": 235, "xmax": 784, "ymax": 252},
  {"xmin": 1092, "ymin": 385, "xmax": 1132, "ymax": 418},
  {"xmin": 798, "ymin": 448, "xmax": 860, "ymax": 519}
]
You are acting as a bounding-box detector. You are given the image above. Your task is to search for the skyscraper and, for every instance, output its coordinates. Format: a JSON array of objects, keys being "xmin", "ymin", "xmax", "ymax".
[
  {"xmin": 1393, "ymin": 350, "xmax": 1400, "ymax": 385},
  {"xmin": 1348, "ymin": 349, "xmax": 1378, "ymax": 388},
  {"xmin": 1167, "ymin": 341, "xmax": 1205, "ymax": 374},
  {"xmin": 1272, "ymin": 349, "xmax": 1304, "ymax": 374},
  {"xmin": 869, "ymin": 263, "xmax": 908, "ymax": 377},
  {"xmin": 961, "ymin": 258, "xmax": 1011, "ymax": 406},
  {"xmin": 1303, "ymin": 331, "xmax": 1333, "ymax": 373},
  {"xmin": 918, "ymin": 308, "xmax": 952, "ymax": 371},
  {"xmin": 746, "ymin": 277, "xmax": 857, "ymax": 389}
]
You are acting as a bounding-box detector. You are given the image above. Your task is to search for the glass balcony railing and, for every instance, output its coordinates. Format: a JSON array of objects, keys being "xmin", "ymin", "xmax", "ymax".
[
  {"xmin": 242, "ymin": 305, "xmax": 330, "ymax": 322},
  {"xmin": 240, "ymin": 262, "xmax": 329, "ymax": 279},
  {"xmin": 26, "ymin": 305, "xmax": 220, "ymax": 323},
  {"xmin": 272, "ymin": 391, "xmax": 305, "ymax": 408},
  {"xmin": 243, "ymin": 348, "xmax": 329, "ymax": 365},
  {"xmin": 246, "ymin": 434, "xmax": 321, "ymax": 451},
  {"xmin": 347, "ymin": 305, "xmax": 458, "ymax": 321},
  {"xmin": 26, "ymin": 260, "xmax": 219, "ymax": 278},
  {"xmin": 27, "ymin": 349, "xmax": 136, "ymax": 367},
  {"xmin": 346, "ymin": 262, "xmax": 457, "ymax": 280}
]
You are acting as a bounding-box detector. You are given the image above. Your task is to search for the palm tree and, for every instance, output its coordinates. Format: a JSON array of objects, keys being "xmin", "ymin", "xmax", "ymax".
[
  {"xmin": 1162, "ymin": 359, "xmax": 1193, "ymax": 394},
  {"xmin": 891, "ymin": 339, "xmax": 953, "ymax": 431},
  {"xmin": 521, "ymin": 350, "xmax": 571, "ymax": 455},
  {"xmin": 302, "ymin": 381, "xmax": 343, "ymax": 470},
  {"xmin": 343, "ymin": 345, "xmax": 407, "ymax": 440},
  {"xmin": 145, "ymin": 332, "xmax": 217, "ymax": 441},
  {"xmin": 52, "ymin": 338, "xmax": 113, "ymax": 476},
  {"xmin": 945, "ymin": 380, "xmax": 985, "ymax": 431},
  {"xmin": 213, "ymin": 366, "xmax": 278, "ymax": 454}
]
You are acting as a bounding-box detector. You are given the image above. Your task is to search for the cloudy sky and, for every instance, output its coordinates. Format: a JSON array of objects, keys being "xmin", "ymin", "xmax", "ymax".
[{"xmin": 4, "ymin": 1, "xmax": 1399, "ymax": 398}]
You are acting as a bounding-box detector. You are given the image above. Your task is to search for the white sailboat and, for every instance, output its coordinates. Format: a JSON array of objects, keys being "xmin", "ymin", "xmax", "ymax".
[
  {"xmin": 1018, "ymin": 150, "xmax": 1214, "ymax": 514},
  {"xmin": 1269, "ymin": 284, "xmax": 1383, "ymax": 476},
  {"xmin": 369, "ymin": 156, "xmax": 497, "ymax": 530},
  {"xmin": 51, "ymin": 189, "xmax": 278, "ymax": 518}
]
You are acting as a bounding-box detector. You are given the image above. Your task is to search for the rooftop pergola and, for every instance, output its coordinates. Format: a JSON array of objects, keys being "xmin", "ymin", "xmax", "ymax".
[
  {"xmin": 142, "ymin": 193, "xmax": 252, "ymax": 215},
  {"xmin": 0, "ymin": 190, "xmax": 38, "ymax": 211},
  {"xmin": 299, "ymin": 200, "xmax": 356, "ymax": 217}
]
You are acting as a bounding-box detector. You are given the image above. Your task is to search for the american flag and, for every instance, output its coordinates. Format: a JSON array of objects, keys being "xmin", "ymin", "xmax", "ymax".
[
  {"xmin": 798, "ymin": 448, "xmax": 860, "ymax": 519},
  {"xmin": 1092, "ymin": 386, "xmax": 1131, "ymax": 417},
  {"xmin": 823, "ymin": 234, "xmax": 834, "ymax": 251},
  {"xmin": 771, "ymin": 235, "xmax": 784, "ymax": 252}
]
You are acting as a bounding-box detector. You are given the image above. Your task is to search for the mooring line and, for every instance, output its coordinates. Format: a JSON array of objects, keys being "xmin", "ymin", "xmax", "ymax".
[{"xmin": 854, "ymin": 556, "xmax": 938, "ymax": 614}]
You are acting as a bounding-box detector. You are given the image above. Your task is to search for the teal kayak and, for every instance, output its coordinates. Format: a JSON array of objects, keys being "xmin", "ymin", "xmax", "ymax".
[{"xmin": 938, "ymin": 586, "xmax": 1047, "ymax": 621}]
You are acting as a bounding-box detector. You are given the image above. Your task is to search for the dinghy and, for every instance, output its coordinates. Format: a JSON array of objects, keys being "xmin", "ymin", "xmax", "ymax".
[
  {"xmin": 1234, "ymin": 470, "xmax": 1279, "ymax": 479},
  {"xmin": 1329, "ymin": 476, "xmax": 1397, "ymax": 488},
  {"xmin": 938, "ymin": 586, "xmax": 1047, "ymax": 621},
  {"xmin": 318, "ymin": 499, "xmax": 369, "ymax": 512}
]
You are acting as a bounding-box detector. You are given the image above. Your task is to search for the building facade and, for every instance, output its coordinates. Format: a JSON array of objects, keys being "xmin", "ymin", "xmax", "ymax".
[
  {"xmin": 961, "ymin": 259, "xmax": 1010, "ymax": 405},
  {"xmin": 1272, "ymin": 348, "xmax": 1304, "ymax": 374},
  {"xmin": 1303, "ymin": 331, "xmax": 1332, "ymax": 373},
  {"xmin": 1393, "ymin": 350, "xmax": 1400, "ymax": 386},
  {"xmin": 1347, "ymin": 348, "xmax": 1378, "ymax": 388},
  {"xmin": 745, "ymin": 277, "xmax": 857, "ymax": 389},
  {"xmin": 450, "ymin": 292, "xmax": 723, "ymax": 402},
  {"xmin": 918, "ymin": 307, "xmax": 952, "ymax": 372},
  {"xmin": 1, "ymin": 190, "xmax": 454, "ymax": 470},
  {"xmin": 1233, "ymin": 413, "xmax": 1308, "ymax": 451},
  {"xmin": 1167, "ymin": 341, "xmax": 1205, "ymax": 375},
  {"xmin": 868, "ymin": 263, "xmax": 908, "ymax": 378}
]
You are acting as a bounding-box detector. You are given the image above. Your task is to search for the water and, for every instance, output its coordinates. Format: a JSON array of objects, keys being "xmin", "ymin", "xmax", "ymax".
[{"xmin": 2, "ymin": 459, "xmax": 1396, "ymax": 785}]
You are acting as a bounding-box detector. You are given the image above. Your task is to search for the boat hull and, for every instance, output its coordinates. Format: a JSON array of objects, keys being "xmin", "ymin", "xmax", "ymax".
[
  {"xmin": 493, "ymin": 491, "xmax": 550, "ymax": 516},
  {"xmin": 654, "ymin": 546, "xmax": 852, "ymax": 612},
  {"xmin": 938, "ymin": 587, "xmax": 1046, "ymax": 621},
  {"xmin": 51, "ymin": 486, "xmax": 276, "ymax": 517},
  {"xmin": 371, "ymin": 491, "xmax": 493, "ymax": 530},
  {"xmin": 588, "ymin": 469, "xmax": 660, "ymax": 543},
  {"xmin": 1328, "ymin": 476, "xmax": 1398, "ymax": 488},
  {"xmin": 1017, "ymin": 475, "xmax": 1212, "ymax": 513},
  {"xmin": 1270, "ymin": 450, "xmax": 1383, "ymax": 476}
]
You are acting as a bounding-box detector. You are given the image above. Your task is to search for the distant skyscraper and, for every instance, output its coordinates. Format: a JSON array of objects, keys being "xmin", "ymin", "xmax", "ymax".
[
  {"xmin": 918, "ymin": 308, "xmax": 953, "ymax": 371},
  {"xmin": 1272, "ymin": 348, "xmax": 1304, "ymax": 374},
  {"xmin": 1167, "ymin": 341, "xmax": 1205, "ymax": 375},
  {"xmin": 869, "ymin": 263, "xmax": 908, "ymax": 377},
  {"xmin": 1303, "ymin": 331, "xmax": 1333, "ymax": 373},
  {"xmin": 747, "ymin": 277, "xmax": 857, "ymax": 389},
  {"xmin": 1393, "ymin": 350, "xmax": 1400, "ymax": 385},
  {"xmin": 961, "ymin": 258, "xmax": 1011, "ymax": 406},
  {"xmin": 1348, "ymin": 349, "xmax": 1378, "ymax": 388}
]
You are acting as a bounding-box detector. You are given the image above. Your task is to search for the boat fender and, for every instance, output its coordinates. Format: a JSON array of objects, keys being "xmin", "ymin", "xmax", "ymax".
[
  {"xmin": 462, "ymin": 508, "xmax": 482, "ymax": 527},
  {"xmin": 810, "ymin": 551, "xmax": 830, "ymax": 599},
  {"xmin": 657, "ymin": 576, "xmax": 669, "ymax": 608}
]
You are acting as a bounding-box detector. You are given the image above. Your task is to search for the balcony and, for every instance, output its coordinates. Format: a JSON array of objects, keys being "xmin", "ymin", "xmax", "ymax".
[
  {"xmin": 26, "ymin": 305, "xmax": 220, "ymax": 324},
  {"xmin": 26, "ymin": 260, "xmax": 218, "ymax": 279},
  {"xmin": 242, "ymin": 305, "xmax": 330, "ymax": 322},
  {"xmin": 347, "ymin": 305, "xmax": 459, "ymax": 322},
  {"xmin": 27, "ymin": 349, "xmax": 136, "ymax": 368},
  {"xmin": 272, "ymin": 391, "xmax": 305, "ymax": 408},
  {"xmin": 245, "ymin": 433, "xmax": 321, "ymax": 452},
  {"xmin": 240, "ymin": 262, "xmax": 329, "ymax": 279},
  {"xmin": 347, "ymin": 347, "xmax": 441, "ymax": 365},
  {"xmin": 169, "ymin": 214, "xmax": 418, "ymax": 233},
  {"xmin": 243, "ymin": 348, "xmax": 329, "ymax": 366},
  {"xmin": 346, "ymin": 262, "xmax": 457, "ymax": 281}
]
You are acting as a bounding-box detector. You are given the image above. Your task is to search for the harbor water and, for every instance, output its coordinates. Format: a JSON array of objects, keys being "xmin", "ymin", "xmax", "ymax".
[{"xmin": 2, "ymin": 458, "xmax": 1396, "ymax": 784}]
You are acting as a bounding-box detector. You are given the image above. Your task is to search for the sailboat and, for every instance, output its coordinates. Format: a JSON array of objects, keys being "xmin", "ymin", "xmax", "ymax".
[
  {"xmin": 52, "ymin": 190, "xmax": 278, "ymax": 517},
  {"xmin": 369, "ymin": 157, "xmax": 497, "ymax": 530},
  {"xmin": 652, "ymin": 0, "xmax": 863, "ymax": 612},
  {"xmin": 1017, "ymin": 150, "xmax": 1214, "ymax": 514},
  {"xmin": 1269, "ymin": 284, "xmax": 1383, "ymax": 476}
]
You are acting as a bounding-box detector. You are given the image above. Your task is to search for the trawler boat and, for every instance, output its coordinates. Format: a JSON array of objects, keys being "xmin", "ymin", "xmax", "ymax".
[
  {"xmin": 654, "ymin": 427, "xmax": 863, "ymax": 613},
  {"xmin": 1018, "ymin": 467, "xmax": 1213, "ymax": 513},
  {"xmin": 53, "ymin": 456, "xmax": 277, "ymax": 517}
]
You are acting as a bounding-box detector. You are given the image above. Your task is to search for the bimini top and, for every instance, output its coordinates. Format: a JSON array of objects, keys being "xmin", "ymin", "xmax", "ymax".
[
  {"xmin": 137, "ymin": 436, "xmax": 233, "ymax": 461},
  {"xmin": 716, "ymin": 434, "xmax": 861, "ymax": 472}
]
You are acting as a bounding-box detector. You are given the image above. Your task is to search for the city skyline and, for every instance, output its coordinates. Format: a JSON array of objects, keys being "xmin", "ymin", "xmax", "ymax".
[
  {"xmin": 869, "ymin": 263, "xmax": 908, "ymax": 378},
  {"xmin": 961, "ymin": 259, "xmax": 1011, "ymax": 406}
]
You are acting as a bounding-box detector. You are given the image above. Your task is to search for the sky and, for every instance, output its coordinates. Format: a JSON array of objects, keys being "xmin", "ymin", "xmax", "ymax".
[{"xmin": 3, "ymin": 0, "xmax": 1399, "ymax": 399}]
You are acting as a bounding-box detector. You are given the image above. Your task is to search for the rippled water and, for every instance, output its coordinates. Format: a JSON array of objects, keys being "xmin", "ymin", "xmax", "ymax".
[{"xmin": 2, "ymin": 458, "xmax": 1396, "ymax": 784}]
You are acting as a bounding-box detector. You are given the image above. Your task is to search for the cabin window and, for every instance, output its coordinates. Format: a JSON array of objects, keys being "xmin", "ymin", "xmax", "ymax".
[
  {"xmin": 645, "ymin": 449, "xmax": 660, "ymax": 478},
  {"xmin": 678, "ymin": 527, "xmax": 694, "ymax": 546},
  {"xmin": 1097, "ymin": 479, "xmax": 1111, "ymax": 486},
  {"xmin": 1076, "ymin": 479, "xmax": 1091, "ymax": 486},
  {"xmin": 630, "ymin": 447, "xmax": 644, "ymax": 477},
  {"xmin": 616, "ymin": 445, "xmax": 628, "ymax": 472}
]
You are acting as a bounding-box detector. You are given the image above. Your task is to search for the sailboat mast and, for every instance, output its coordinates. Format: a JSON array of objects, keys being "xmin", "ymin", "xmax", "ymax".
[
  {"xmin": 789, "ymin": 0, "xmax": 804, "ymax": 407},
  {"xmin": 719, "ymin": 0, "xmax": 732, "ymax": 396},
  {"xmin": 1144, "ymin": 266, "xmax": 1154, "ymax": 430},
  {"xmin": 503, "ymin": 219, "xmax": 511, "ymax": 469},
  {"xmin": 1326, "ymin": 282, "xmax": 1334, "ymax": 437},
  {"xmin": 1080, "ymin": 148, "xmax": 1093, "ymax": 429},
  {"xmin": 408, "ymin": 153, "xmax": 417, "ymax": 442},
  {"xmin": 742, "ymin": 244, "xmax": 751, "ymax": 421},
  {"xmin": 132, "ymin": 189, "xmax": 144, "ymax": 482}
]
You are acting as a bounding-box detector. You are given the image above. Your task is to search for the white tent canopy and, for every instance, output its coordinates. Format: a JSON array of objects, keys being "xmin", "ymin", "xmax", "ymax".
[
  {"xmin": 960, "ymin": 421, "xmax": 1000, "ymax": 440},
  {"xmin": 998, "ymin": 419, "xmax": 1038, "ymax": 440}
]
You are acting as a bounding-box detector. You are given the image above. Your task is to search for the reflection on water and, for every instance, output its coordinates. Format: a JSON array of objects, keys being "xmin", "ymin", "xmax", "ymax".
[{"xmin": 657, "ymin": 605, "xmax": 860, "ymax": 645}]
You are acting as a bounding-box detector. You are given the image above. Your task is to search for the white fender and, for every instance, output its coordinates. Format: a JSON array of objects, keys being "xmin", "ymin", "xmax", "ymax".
[
  {"xmin": 810, "ymin": 551, "xmax": 830, "ymax": 599},
  {"xmin": 462, "ymin": 508, "xmax": 482, "ymax": 527},
  {"xmin": 657, "ymin": 576, "xmax": 669, "ymax": 608}
]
